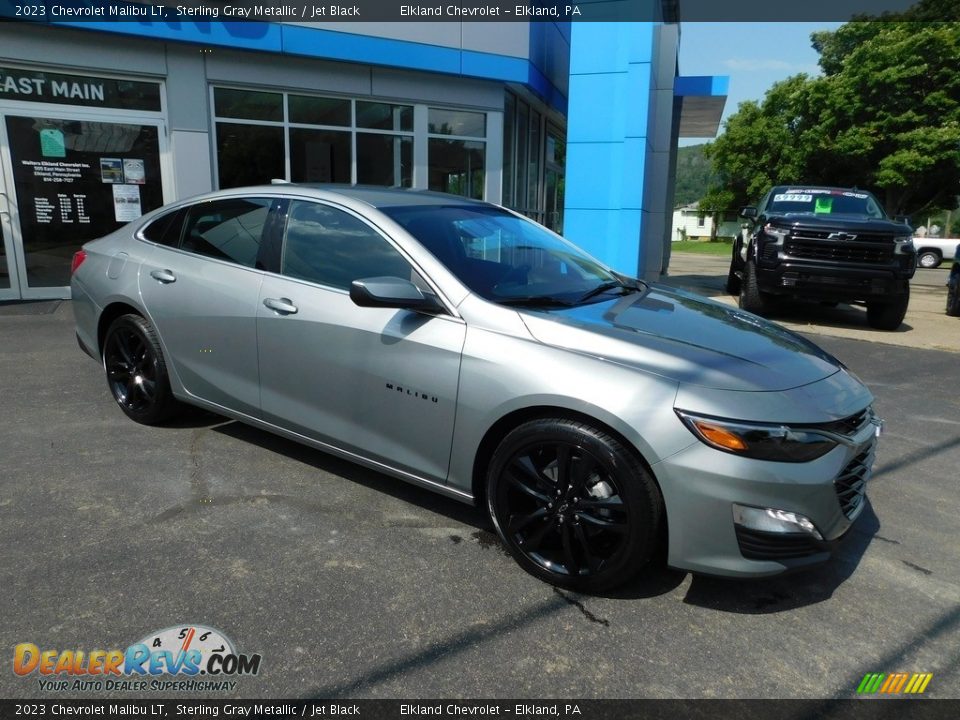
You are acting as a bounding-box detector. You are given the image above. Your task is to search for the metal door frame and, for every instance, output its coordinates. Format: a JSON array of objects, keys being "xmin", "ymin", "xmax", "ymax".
[{"xmin": 0, "ymin": 98, "xmax": 171, "ymax": 300}]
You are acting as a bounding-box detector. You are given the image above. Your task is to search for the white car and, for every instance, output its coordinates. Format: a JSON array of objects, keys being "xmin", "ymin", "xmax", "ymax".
[{"xmin": 914, "ymin": 236, "xmax": 960, "ymax": 269}]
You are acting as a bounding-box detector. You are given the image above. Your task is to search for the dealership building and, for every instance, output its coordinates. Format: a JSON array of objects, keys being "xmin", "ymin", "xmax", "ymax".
[{"xmin": 0, "ymin": 10, "xmax": 726, "ymax": 301}]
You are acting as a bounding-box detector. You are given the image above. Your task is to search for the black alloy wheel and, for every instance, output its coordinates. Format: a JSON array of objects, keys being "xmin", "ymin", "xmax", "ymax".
[
  {"xmin": 103, "ymin": 314, "xmax": 180, "ymax": 424},
  {"xmin": 487, "ymin": 419, "xmax": 662, "ymax": 591}
]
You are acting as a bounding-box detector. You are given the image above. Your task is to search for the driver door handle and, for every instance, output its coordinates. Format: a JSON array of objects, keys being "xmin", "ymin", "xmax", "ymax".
[
  {"xmin": 150, "ymin": 269, "xmax": 177, "ymax": 284},
  {"xmin": 263, "ymin": 297, "xmax": 298, "ymax": 315}
]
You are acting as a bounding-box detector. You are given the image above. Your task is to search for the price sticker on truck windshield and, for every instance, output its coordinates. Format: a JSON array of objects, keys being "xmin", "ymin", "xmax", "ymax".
[{"xmin": 774, "ymin": 193, "xmax": 813, "ymax": 203}]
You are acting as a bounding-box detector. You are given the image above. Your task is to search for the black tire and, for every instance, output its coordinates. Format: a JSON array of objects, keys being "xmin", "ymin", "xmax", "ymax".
[
  {"xmin": 738, "ymin": 260, "xmax": 772, "ymax": 315},
  {"xmin": 866, "ymin": 287, "xmax": 910, "ymax": 330},
  {"xmin": 725, "ymin": 237, "xmax": 743, "ymax": 295},
  {"xmin": 486, "ymin": 418, "xmax": 663, "ymax": 592},
  {"xmin": 946, "ymin": 279, "xmax": 960, "ymax": 317},
  {"xmin": 917, "ymin": 250, "xmax": 941, "ymax": 269},
  {"xmin": 103, "ymin": 314, "xmax": 181, "ymax": 424}
]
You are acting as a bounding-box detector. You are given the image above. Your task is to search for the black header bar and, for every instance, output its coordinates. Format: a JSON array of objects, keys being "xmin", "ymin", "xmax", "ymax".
[
  {"xmin": 0, "ymin": 0, "xmax": 953, "ymax": 23},
  {"xmin": 2, "ymin": 699, "xmax": 960, "ymax": 720}
]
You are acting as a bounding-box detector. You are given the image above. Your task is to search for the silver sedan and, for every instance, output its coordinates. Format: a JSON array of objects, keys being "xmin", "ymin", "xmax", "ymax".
[{"xmin": 71, "ymin": 186, "xmax": 880, "ymax": 591}]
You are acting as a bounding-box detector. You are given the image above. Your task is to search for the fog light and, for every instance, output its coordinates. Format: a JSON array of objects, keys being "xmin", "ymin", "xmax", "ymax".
[{"xmin": 732, "ymin": 504, "xmax": 823, "ymax": 540}]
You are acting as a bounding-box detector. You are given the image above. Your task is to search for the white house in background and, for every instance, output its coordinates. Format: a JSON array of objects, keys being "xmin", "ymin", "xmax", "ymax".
[{"xmin": 671, "ymin": 202, "xmax": 742, "ymax": 241}]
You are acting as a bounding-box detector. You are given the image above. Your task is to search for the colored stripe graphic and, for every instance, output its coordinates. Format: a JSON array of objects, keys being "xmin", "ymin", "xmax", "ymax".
[
  {"xmin": 905, "ymin": 673, "xmax": 933, "ymax": 694},
  {"xmin": 857, "ymin": 672, "xmax": 932, "ymax": 694},
  {"xmin": 857, "ymin": 673, "xmax": 885, "ymax": 694}
]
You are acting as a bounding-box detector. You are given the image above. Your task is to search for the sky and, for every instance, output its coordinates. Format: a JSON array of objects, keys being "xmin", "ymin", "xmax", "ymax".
[{"xmin": 677, "ymin": 22, "xmax": 843, "ymax": 147}]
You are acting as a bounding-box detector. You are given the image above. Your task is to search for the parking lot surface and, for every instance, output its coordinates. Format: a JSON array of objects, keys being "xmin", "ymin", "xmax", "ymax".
[
  {"xmin": 664, "ymin": 252, "xmax": 959, "ymax": 353},
  {"xmin": 1, "ymin": 294, "xmax": 958, "ymax": 699}
]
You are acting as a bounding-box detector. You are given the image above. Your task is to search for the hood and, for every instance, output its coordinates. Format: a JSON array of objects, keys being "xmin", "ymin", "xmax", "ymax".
[
  {"xmin": 767, "ymin": 215, "xmax": 909, "ymax": 234},
  {"xmin": 518, "ymin": 284, "xmax": 841, "ymax": 392}
]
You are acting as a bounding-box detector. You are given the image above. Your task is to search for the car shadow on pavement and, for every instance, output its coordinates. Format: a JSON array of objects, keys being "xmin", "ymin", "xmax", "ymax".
[
  {"xmin": 211, "ymin": 418, "xmax": 489, "ymax": 531},
  {"xmin": 760, "ymin": 300, "xmax": 915, "ymax": 334},
  {"xmin": 679, "ymin": 501, "xmax": 881, "ymax": 614},
  {"xmin": 159, "ymin": 414, "xmax": 879, "ymax": 609}
]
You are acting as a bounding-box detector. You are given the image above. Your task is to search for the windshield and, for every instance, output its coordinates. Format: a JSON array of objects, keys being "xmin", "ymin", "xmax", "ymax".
[
  {"xmin": 766, "ymin": 189, "xmax": 887, "ymax": 219},
  {"xmin": 381, "ymin": 204, "xmax": 623, "ymax": 305}
]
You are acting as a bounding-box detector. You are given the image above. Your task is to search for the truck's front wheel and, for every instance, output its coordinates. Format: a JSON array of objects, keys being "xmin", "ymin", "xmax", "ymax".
[
  {"xmin": 866, "ymin": 288, "xmax": 909, "ymax": 330},
  {"xmin": 738, "ymin": 260, "xmax": 773, "ymax": 315}
]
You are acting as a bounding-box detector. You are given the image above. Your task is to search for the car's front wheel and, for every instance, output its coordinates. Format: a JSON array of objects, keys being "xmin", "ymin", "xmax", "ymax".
[
  {"xmin": 917, "ymin": 250, "xmax": 941, "ymax": 269},
  {"xmin": 103, "ymin": 314, "xmax": 181, "ymax": 424},
  {"xmin": 487, "ymin": 418, "xmax": 662, "ymax": 591}
]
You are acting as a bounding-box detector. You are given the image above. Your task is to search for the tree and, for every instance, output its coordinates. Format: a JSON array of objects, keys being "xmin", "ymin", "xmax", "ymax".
[{"xmin": 703, "ymin": 8, "xmax": 960, "ymax": 217}]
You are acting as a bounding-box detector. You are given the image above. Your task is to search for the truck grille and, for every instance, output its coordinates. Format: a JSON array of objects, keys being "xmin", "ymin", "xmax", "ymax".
[
  {"xmin": 834, "ymin": 442, "xmax": 875, "ymax": 520},
  {"xmin": 785, "ymin": 239, "xmax": 894, "ymax": 264}
]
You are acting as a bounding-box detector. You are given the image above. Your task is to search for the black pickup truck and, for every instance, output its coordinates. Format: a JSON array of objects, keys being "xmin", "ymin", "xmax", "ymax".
[{"xmin": 726, "ymin": 186, "xmax": 916, "ymax": 330}]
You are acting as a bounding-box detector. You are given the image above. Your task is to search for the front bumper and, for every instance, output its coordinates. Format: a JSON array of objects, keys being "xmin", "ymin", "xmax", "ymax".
[
  {"xmin": 654, "ymin": 411, "xmax": 878, "ymax": 577},
  {"xmin": 755, "ymin": 259, "xmax": 910, "ymax": 301}
]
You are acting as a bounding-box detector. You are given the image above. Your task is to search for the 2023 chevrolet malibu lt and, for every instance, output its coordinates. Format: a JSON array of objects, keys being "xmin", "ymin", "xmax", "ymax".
[{"xmin": 71, "ymin": 185, "xmax": 882, "ymax": 591}]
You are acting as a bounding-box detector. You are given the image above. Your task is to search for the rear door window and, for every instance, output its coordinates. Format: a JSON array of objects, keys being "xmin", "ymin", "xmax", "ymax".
[{"xmin": 180, "ymin": 198, "xmax": 273, "ymax": 268}]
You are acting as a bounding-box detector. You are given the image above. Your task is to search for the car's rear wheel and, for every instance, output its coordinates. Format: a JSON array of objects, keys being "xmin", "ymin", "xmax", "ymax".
[
  {"xmin": 103, "ymin": 314, "xmax": 181, "ymax": 424},
  {"xmin": 487, "ymin": 418, "xmax": 662, "ymax": 592},
  {"xmin": 738, "ymin": 260, "xmax": 773, "ymax": 315},
  {"xmin": 866, "ymin": 288, "xmax": 910, "ymax": 330}
]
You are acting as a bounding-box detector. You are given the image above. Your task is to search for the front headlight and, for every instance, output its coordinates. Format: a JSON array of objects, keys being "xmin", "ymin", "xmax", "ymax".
[
  {"xmin": 762, "ymin": 223, "xmax": 790, "ymax": 243},
  {"xmin": 675, "ymin": 410, "xmax": 839, "ymax": 463},
  {"xmin": 894, "ymin": 234, "xmax": 914, "ymax": 255}
]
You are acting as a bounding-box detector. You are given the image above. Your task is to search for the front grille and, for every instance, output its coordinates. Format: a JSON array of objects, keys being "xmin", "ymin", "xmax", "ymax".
[
  {"xmin": 819, "ymin": 407, "xmax": 872, "ymax": 436},
  {"xmin": 735, "ymin": 526, "xmax": 825, "ymax": 561},
  {"xmin": 834, "ymin": 443, "xmax": 875, "ymax": 520},
  {"xmin": 785, "ymin": 240, "xmax": 894, "ymax": 264},
  {"xmin": 790, "ymin": 229, "xmax": 895, "ymax": 244}
]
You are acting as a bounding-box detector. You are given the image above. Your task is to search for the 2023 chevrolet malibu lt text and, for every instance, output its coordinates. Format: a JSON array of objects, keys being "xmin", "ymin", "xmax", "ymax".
[{"xmin": 71, "ymin": 186, "xmax": 882, "ymax": 591}]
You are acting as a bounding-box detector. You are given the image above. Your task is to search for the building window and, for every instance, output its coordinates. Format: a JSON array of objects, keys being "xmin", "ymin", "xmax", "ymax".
[
  {"xmin": 212, "ymin": 87, "xmax": 414, "ymax": 189},
  {"xmin": 428, "ymin": 108, "xmax": 486, "ymax": 200},
  {"xmin": 502, "ymin": 91, "xmax": 565, "ymax": 230}
]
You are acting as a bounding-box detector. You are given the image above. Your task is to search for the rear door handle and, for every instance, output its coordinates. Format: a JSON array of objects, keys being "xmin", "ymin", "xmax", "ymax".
[
  {"xmin": 263, "ymin": 297, "xmax": 298, "ymax": 315},
  {"xmin": 150, "ymin": 269, "xmax": 177, "ymax": 284}
]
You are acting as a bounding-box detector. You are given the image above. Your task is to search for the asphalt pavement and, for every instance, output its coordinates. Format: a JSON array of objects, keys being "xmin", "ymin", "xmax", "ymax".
[
  {"xmin": 663, "ymin": 251, "xmax": 959, "ymax": 353},
  {"xmin": 1, "ymin": 292, "xmax": 958, "ymax": 700}
]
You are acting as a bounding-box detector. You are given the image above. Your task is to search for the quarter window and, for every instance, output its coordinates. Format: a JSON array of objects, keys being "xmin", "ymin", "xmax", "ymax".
[
  {"xmin": 180, "ymin": 198, "xmax": 273, "ymax": 268},
  {"xmin": 281, "ymin": 201, "xmax": 412, "ymax": 290},
  {"xmin": 141, "ymin": 208, "xmax": 185, "ymax": 247}
]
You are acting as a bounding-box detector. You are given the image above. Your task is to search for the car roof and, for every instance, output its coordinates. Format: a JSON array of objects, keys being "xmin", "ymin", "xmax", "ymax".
[
  {"xmin": 267, "ymin": 183, "xmax": 491, "ymax": 209},
  {"xmin": 771, "ymin": 185, "xmax": 872, "ymax": 194}
]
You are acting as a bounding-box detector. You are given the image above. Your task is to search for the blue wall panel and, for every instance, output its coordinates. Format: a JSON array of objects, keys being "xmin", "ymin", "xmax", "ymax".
[{"xmin": 563, "ymin": 21, "xmax": 655, "ymax": 276}]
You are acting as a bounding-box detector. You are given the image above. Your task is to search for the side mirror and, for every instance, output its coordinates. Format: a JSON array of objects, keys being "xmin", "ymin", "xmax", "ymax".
[
  {"xmin": 349, "ymin": 276, "xmax": 443, "ymax": 312},
  {"xmin": 894, "ymin": 215, "xmax": 911, "ymax": 227},
  {"xmin": 739, "ymin": 206, "xmax": 758, "ymax": 219}
]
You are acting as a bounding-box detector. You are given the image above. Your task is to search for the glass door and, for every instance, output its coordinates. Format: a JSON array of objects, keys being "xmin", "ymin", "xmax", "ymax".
[
  {"xmin": 1, "ymin": 110, "xmax": 167, "ymax": 299},
  {"xmin": 0, "ymin": 125, "xmax": 22, "ymax": 300}
]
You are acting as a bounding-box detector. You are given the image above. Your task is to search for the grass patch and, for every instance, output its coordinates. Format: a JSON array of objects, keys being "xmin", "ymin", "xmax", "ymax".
[{"xmin": 671, "ymin": 240, "xmax": 733, "ymax": 256}]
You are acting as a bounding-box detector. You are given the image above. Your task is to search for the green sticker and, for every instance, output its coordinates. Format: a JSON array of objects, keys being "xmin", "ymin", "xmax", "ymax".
[
  {"xmin": 814, "ymin": 196, "xmax": 833, "ymax": 214},
  {"xmin": 40, "ymin": 129, "xmax": 66, "ymax": 158}
]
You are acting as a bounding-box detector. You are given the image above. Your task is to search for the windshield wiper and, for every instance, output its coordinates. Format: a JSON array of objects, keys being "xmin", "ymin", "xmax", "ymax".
[{"xmin": 576, "ymin": 279, "xmax": 637, "ymax": 304}]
